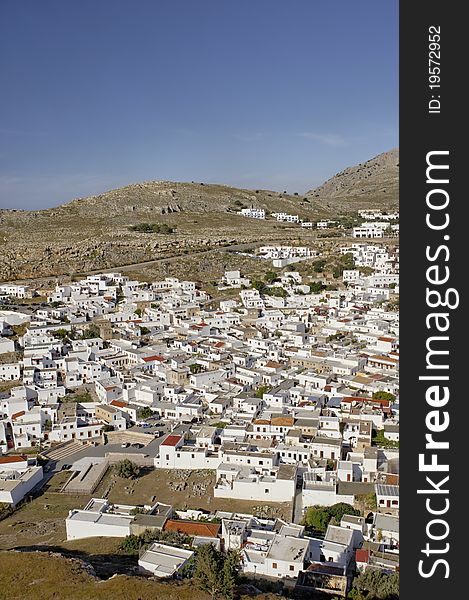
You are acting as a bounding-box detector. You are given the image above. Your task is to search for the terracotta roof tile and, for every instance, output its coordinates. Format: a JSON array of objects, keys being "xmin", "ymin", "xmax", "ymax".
[{"xmin": 163, "ymin": 519, "xmax": 220, "ymax": 538}]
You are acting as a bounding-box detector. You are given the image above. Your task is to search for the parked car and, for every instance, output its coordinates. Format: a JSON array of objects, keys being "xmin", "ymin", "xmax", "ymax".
[
  {"xmin": 131, "ymin": 443, "xmax": 143, "ymax": 449},
  {"xmin": 121, "ymin": 442, "xmax": 130, "ymax": 448}
]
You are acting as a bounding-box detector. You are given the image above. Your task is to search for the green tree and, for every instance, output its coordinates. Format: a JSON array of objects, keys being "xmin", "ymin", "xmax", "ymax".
[
  {"xmin": 193, "ymin": 544, "xmax": 239, "ymax": 600},
  {"xmin": 129, "ymin": 222, "xmax": 175, "ymax": 234},
  {"xmin": 255, "ymin": 385, "xmax": 270, "ymax": 398},
  {"xmin": 309, "ymin": 281, "xmax": 324, "ymax": 294},
  {"xmin": 351, "ymin": 568, "xmax": 399, "ymax": 600},
  {"xmin": 137, "ymin": 407, "xmax": 154, "ymax": 420},
  {"xmin": 328, "ymin": 502, "xmax": 360, "ymax": 522},
  {"xmin": 372, "ymin": 391, "xmax": 396, "ymax": 402},
  {"xmin": 81, "ymin": 324, "xmax": 100, "ymax": 339},
  {"xmin": 252, "ymin": 280, "xmax": 267, "ymax": 294},
  {"xmin": 194, "ymin": 544, "xmax": 224, "ymax": 600},
  {"xmin": 221, "ymin": 550, "xmax": 241, "ymax": 600},
  {"xmin": 302, "ymin": 506, "xmax": 332, "ymax": 533},
  {"xmin": 115, "ymin": 459, "xmax": 140, "ymax": 479},
  {"xmin": 312, "ymin": 259, "xmax": 327, "ymax": 273},
  {"xmin": 303, "ymin": 503, "xmax": 360, "ymax": 533},
  {"xmin": 264, "ymin": 271, "xmax": 279, "ymax": 284},
  {"xmin": 119, "ymin": 534, "xmax": 141, "ymax": 555}
]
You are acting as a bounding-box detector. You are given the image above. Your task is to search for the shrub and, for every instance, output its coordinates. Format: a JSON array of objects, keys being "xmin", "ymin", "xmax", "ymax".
[
  {"xmin": 115, "ymin": 459, "xmax": 140, "ymax": 479},
  {"xmin": 303, "ymin": 503, "xmax": 360, "ymax": 533},
  {"xmin": 129, "ymin": 223, "xmax": 175, "ymax": 234}
]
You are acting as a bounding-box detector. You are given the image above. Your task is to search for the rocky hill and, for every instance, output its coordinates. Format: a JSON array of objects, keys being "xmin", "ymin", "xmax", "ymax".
[
  {"xmin": 307, "ymin": 148, "xmax": 399, "ymax": 210},
  {"xmin": 0, "ymin": 150, "xmax": 398, "ymax": 282}
]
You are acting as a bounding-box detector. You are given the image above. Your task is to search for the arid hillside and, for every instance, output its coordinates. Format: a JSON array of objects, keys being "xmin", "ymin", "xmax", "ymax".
[{"xmin": 0, "ymin": 150, "xmax": 398, "ymax": 282}]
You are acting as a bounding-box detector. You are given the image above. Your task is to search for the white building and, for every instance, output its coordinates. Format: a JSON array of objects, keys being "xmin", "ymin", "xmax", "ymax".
[
  {"xmin": 0, "ymin": 363, "xmax": 21, "ymax": 382},
  {"xmin": 0, "ymin": 461, "xmax": 43, "ymax": 505},
  {"xmin": 352, "ymin": 227, "xmax": 384, "ymax": 239},
  {"xmin": 239, "ymin": 208, "xmax": 266, "ymax": 220},
  {"xmin": 139, "ymin": 543, "xmax": 194, "ymax": 578},
  {"xmin": 66, "ymin": 498, "xmax": 135, "ymax": 540}
]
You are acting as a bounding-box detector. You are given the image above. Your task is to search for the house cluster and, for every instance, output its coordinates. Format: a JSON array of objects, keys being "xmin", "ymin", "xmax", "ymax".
[
  {"xmin": 257, "ymin": 246, "xmax": 318, "ymax": 267},
  {"xmin": 0, "ymin": 242, "xmax": 399, "ymax": 585},
  {"xmin": 0, "ymin": 284, "xmax": 34, "ymax": 300},
  {"xmin": 64, "ymin": 495, "xmax": 397, "ymax": 594},
  {"xmin": 238, "ymin": 208, "xmax": 266, "ymax": 220},
  {"xmin": 340, "ymin": 243, "xmax": 399, "ymax": 275},
  {"xmin": 272, "ymin": 212, "xmax": 300, "ymax": 223},
  {"xmin": 357, "ymin": 210, "xmax": 399, "ymax": 221},
  {"xmin": 352, "ymin": 222, "xmax": 399, "ymax": 239}
]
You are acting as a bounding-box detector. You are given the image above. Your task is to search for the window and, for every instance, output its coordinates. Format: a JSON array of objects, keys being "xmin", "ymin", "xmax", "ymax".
[
  {"xmin": 272, "ymin": 563, "xmax": 277, "ymax": 569},
  {"xmin": 289, "ymin": 565, "xmax": 295, "ymax": 572},
  {"xmin": 166, "ymin": 454, "xmax": 170, "ymax": 461},
  {"xmin": 265, "ymin": 489, "xmax": 269, "ymax": 494}
]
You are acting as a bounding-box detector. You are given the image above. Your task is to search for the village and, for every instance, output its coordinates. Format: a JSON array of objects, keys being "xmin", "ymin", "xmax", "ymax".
[{"xmin": 0, "ymin": 234, "xmax": 399, "ymax": 598}]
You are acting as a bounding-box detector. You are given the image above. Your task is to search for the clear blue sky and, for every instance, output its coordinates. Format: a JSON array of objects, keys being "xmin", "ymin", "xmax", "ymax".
[{"xmin": 0, "ymin": 0, "xmax": 398, "ymax": 209}]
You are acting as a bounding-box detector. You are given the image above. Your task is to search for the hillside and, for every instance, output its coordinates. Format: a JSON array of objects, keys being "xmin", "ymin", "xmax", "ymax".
[
  {"xmin": 0, "ymin": 551, "xmax": 277, "ymax": 600},
  {"xmin": 307, "ymin": 148, "xmax": 399, "ymax": 210},
  {"xmin": 0, "ymin": 150, "xmax": 398, "ymax": 282}
]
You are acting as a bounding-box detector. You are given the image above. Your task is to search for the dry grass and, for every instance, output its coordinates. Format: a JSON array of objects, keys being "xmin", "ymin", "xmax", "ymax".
[
  {"xmin": 0, "ymin": 492, "xmax": 90, "ymax": 549},
  {"xmin": 0, "ymin": 550, "xmax": 279, "ymax": 600},
  {"xmin": 0, "ymin": 379, "xmax": 21, "ymax": 394},
  {"xmin": 104, "ymin": 468, "xmax": 292, "ymax": 521}
]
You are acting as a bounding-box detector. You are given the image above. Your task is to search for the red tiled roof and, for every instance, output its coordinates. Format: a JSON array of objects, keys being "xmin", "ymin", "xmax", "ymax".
[
  {"xmin": 0, "ymin": 455, "xmax": 27, "ymax": 464},
  {"xmin": 163, "ymin": 519, "xmax": 220, "ymax": 538},
  {"xmin": 161, "ymin": 435, "xmax": 183, "ymax": 447},
  {"xmin": 142, "ymin": 355, "xmax": 164, "ymax": 363},
  {"xmin": 271, "ymin": 416, "xmax": 294, "ymax": 427},
  {"xmin": 110, "ymin": 400, "xmax": 127, "ymax": 408},
  {"xmin": 11, "ymin": 411, "xmax": 25, "ymax": 420},
  {"xmin": 356, "ymin": 549, "xmax": 370, "ymax": 563},
  {"xmin": 265, "ymin": 360, "xmax": 282, "ymax": 369}
]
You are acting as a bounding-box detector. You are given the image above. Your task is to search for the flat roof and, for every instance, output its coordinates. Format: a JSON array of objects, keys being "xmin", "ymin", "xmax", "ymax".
[{"xmin": 266, "ymin": 535, "xmax": 309, "ymax": 561}]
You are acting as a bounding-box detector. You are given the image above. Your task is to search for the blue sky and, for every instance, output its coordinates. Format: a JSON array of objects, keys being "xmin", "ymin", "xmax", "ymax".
[{"xmin": 0, "ymin": 0, "xmax": 398, "ymax": 209}]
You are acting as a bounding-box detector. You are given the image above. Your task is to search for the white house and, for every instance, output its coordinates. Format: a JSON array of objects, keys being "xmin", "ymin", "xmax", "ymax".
[
  {"xmin": 214, "ymin": 463, "xmax": 296, "ymax": 503},
  {"xmin": 239, "ymin": 208, "xmax": 266, "ymax": 220},
  {"xmin": 66, "ymin": 498, "xmax": 134, "ymax": 540},
  {"xmin": 138, "ymin": 543, "xmax": 194, "ymax": 578},
  {"xmin": 0, "ymin": 363, "xmax": 21, "ymax": 382},
  {"xmin": 0, "ymin": 462, "xmax": 43, "ymax": 505},
  {"xmin": 375, "ymin": 483, "xmax": 399, "ymax": 511}
]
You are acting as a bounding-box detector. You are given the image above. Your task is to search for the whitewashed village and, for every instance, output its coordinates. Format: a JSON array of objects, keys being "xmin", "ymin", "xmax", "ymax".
[{"xmin": 0, "ymin": 225, "xmax": 399, "ymax": 598}]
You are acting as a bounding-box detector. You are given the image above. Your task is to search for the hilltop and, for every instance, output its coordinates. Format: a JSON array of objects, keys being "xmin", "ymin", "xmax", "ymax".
[
  {"xmin": 307, "ymin": 148, "xmax": 399, "ymax": 210},
  {"xmin": 0, "ymin": 150, "xmax": 398, "ymax": 282}
]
